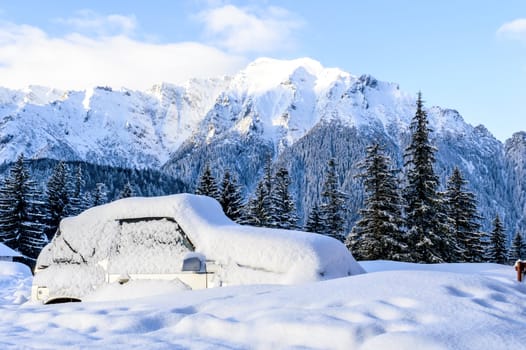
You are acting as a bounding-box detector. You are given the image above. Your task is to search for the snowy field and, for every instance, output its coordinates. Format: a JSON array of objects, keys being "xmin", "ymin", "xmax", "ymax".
[{"xmin": 2, "ymin": 261, "xmax": 526, "ymax": 349}]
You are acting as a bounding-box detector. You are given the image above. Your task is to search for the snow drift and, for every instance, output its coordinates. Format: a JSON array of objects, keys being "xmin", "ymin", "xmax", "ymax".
[
  {"xmin": 0, "ymin": 261, "xmax": 31, "ymax": 305},
  {"xmin": 34, "ymin": 194, "xmax": 363, "ymax": 301},
  {"xmin": 6, "ymin": 261, "xmax": 525, "ymax": 349}
]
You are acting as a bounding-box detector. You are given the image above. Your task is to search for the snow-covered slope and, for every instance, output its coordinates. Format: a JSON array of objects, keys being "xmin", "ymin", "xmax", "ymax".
[
  {"xmin": 0, "ymin": 57, "xmax": 524, "ymax": 234},
  {"xmin": 0, "ymin": 79, "xmax": 228, "ymax": 168},
  {"xmin": 504, "ymin": 132, "xmax": 526, "ymax": 229},
  {"xmin": 0, "ymin": 57, "xmax": 483, "ymax": 167}
]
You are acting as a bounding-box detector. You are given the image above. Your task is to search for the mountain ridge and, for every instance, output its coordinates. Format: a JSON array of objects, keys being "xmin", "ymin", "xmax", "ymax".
[{"xmin": 0, "ymin": 57, "xmax": 524, "ymax": 237}]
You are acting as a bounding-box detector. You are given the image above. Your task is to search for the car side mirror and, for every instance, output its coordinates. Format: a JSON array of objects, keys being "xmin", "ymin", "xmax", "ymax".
[{"xmin": 182, "ymin": 256, "xmax": 203, "ymax": 272}]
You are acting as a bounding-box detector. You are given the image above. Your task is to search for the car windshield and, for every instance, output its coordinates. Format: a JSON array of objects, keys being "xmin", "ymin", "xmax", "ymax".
[{"xmin": 107, "ymin": 217, "xmax": 194, "ymax": 274}]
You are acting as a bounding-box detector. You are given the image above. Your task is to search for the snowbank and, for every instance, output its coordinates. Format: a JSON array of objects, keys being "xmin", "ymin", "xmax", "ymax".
[
  {"xmin": 35, "ymin": 194, "xmax": 363, "ymax": 300},
  {"xmin": 83, "ymin": 279, "xmax": 190, "ymax": 302},
  {"xmin": 0, "ymin": 243, "xmax": 22, "ymax": 259},
  {"xmin": 3, "ymin": 261, "xmax": 526, "ymax": 349},
  {"xmin": 0, "ymin": 261, "xmax": 32, "ymax": 305},
  {"xmin": 0, "ymin": 261, "xmax": 30, "ymax": 276}
]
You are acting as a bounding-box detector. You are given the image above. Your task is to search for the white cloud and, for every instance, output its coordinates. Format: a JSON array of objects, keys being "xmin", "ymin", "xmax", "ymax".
[
  {"xmin": 0, "ymin": 5, "xmax": 304, "ymax": 91},
  {"xmin": 497, "ymin": 18, "xmax": 526, "ymax": 41},
  {"xmin": 0, "ymin": 21, "xmax": 247, "ymax": 90},
  {"xmin": 55, "ymin": 10, "xmax": 137, "ymax": 36},
  {"xmin": 197, "ymin": 4, "xmax": 303, "ymax": 54}
]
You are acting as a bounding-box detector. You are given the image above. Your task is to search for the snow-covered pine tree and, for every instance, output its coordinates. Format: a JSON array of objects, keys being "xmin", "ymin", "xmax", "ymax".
[
  {"xmin": 0, "ymin": 184, "xmax": 19, "ymax": 249},
  {"xmin": 243, "ymin": 180, "xmax": 270, "ymax": 227},
  {"xmin": 195, "ymin": 163, "xmax": 219, "ymax": 200},
  {"xmin": 0, "ymin": 154, "xmax": 46, "ymax": 264},
  {"xmin": 444, "ymin": 167, "xmax": 483, "ymax": 262},
  {"xmin": 18, "ymin": 189, "xmax": 47, "ymax": 265},
  {"xmin": 437, "ymin": 191, "xmax": 459, "ymax": 263},
  {"xmin": 262, "ymin": 156, "xmax": 274, "ymax": 224},
  {"xmin": 346, "ymin": 143, "xmax": 407, "ymax": 261},
  {"xmin": 219, "ymin": 170, "xmax": 244, "ymax": 222},
  {"xmin": 487, "ymin": 214, "xmax": 507, "ymax": 264},
  {"xmin": 43, "ymin": 161, "xmax": 70, "ymax": 241},
  {"xmin": 304, "ymin": 203, "xmax": 324, "ymax": 233},
  {"xmin": 271, "ymin": 167, "xmax": 298, "ymax": 229},
  {"xmin": 510, "ymin": 231, "xmax": 526, "ymax": 262},
  {"xmin": 119, "ymin": 181, "xmax": 134, "ymax": 199},
  {"xmin": 243, "ymin": 157, "xmax": 273, "ymax": 227},
  {"xmin": 320, "ymin": 158, "xmax": 346, "ymax": 241},
  {"xmin": 403, "ymin": 92, "xmax": 450, "ymax": 263},
  {"xmin": 64, "ymin": 164, "xmax": 85, "ymax": 216},
  {"xmin": 91, "ymin": 183, "xmax": 108, "ymax": 207}
]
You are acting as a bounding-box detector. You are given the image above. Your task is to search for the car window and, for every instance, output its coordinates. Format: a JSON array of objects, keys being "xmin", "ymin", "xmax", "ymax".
[{"xmin": 107, "ymin": 217, "xmax": 194, "ymax": 274}]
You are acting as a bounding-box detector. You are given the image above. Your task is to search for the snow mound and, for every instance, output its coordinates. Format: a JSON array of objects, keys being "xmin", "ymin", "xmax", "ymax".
[
  {"xmin": 4, "ymin": 262, "xmax": 526, "ymax": 349},
  {"xmin": 35, "ymin": 194, "xmax": 363, "ymax": 299},
  {"xmin": 0, "ymin": 261, "xmax": 32, "ymax": 305},
  {"xmin": 0, "ymin": 243, "xmax": 22, "ymax": 258},
  {"xmin": 0, "ymin": 261, "xmax": 31, "ymax": 276},
  {"xmin": 83, "ymin": 279, "xmax": 190, "ymax": 302}
]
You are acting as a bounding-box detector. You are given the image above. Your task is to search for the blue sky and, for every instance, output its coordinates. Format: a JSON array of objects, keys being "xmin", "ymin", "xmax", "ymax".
[{"xmin": 0, "ymin": 1, "xmax": 525, "ymax": 141}]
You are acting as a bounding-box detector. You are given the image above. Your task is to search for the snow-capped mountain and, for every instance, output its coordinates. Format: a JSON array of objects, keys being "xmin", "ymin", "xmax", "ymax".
[
  {"xmin": 0, "ymin": 57, "xmax": 523, "ymax": 234},
  {"xmin": 0, "ymin": 77, "xmax": 228, "ymax": 168}
]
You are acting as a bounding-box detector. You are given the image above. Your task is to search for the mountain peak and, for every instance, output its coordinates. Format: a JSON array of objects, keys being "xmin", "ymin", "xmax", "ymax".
[
  {"xmin": 233, "ymin": 57, "xmax": 349, "ymax": 94},
  {"xmin": 23, "ymin": 85, "xmax": 67, "ymax": 106},
  {"xmin": 247, "ymin": 57, "xmax": 325, "ymax": 73}
]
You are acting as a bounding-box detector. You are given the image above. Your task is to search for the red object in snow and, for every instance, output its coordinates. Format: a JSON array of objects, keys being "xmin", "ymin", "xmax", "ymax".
[{"xmin": 515, "ymin": 260, "xmax": 526, "ymax": 282}]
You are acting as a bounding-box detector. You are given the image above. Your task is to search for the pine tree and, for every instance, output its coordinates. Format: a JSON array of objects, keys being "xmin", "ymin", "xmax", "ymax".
[
  {"xmin": 347, "ymin": 143, "xmax": 407, "ymax": 261},
  {"xmin": 304, "ymin": 203, "xmax": 324, "ymax": 233},
  {"xmin": 437, "ymin": 192, "xmax": 459, "ymax": 263},
  {"xmin": 119, "ymin": 181, "xmax": 134, "ymax": 199},
  {"xmin": 244, "ymin": 157, "xmax": 273, "ymax": 227},
  {"xmin": 403, "ymin": 92, "xmax": 450, "ymax": 263},
  {"xmin": 0, "ymin": 181, "xmax": 19, "ymax": 249},
  {"xmin": 262, "ymin": 156, "xmax": 274, "ymax": 225},
  {"xmin": 487, "ymin": 214, "xmax": 507, "ymax": 264},
  {"xmin": 195, "ymin": 163, "xmax": 219, "ymax": 200},
  {"xmin": 219, "ymin": 170, "xmax": 244, "ymax": 222},
  {"xmin": 444, "ymin": 167, "xmax": 483, "ymax": 262},
  {"xmin": 43, "ymin": 161, "xmax": 70, "ymax": 241},
  {"xmin": 91, "ymin": 183, "xmax": 108, "ymax": 207},
  {"xmin": 244, "ymin": 180, "xmax": 271, "ymax": 227},
  {"xmin": 64, "ymin": 165, "xmax": 85, "ymax": 216},
  {"xmin": 320, "ymin": 158, "xmax": 346, "ymax": 241},
  {"xmin": 18, "ymin": 190, "xmax": 47, "ymax": 264},
  {"xmin": 0, "ymin": 155, "xmax": 46, "ymax": 264},
  {"xmin": 271, "ymin": 167, "xmax": 298, "ymax": 229},
  {"xmin": 510, "ymin": 231, "xmax": 526, "ymax": 262}
]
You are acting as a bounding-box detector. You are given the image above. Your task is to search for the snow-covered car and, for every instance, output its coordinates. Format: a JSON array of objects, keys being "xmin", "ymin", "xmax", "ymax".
[{"xmin": 32, "ymin": 194, "xmax": 363, "ymax": 304}]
